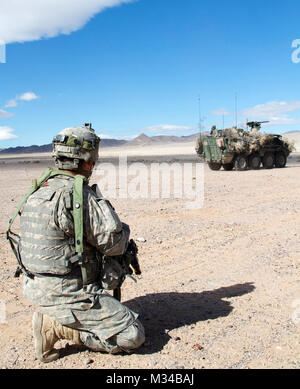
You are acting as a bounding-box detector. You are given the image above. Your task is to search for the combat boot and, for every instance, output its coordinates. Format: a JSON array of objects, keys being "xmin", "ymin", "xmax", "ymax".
[{"xmin": 32, "ymin": 311, "xmax": 83, "ymax": 363}]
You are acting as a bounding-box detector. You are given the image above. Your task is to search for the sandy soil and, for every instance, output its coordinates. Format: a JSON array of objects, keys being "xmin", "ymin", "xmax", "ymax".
[{"xmin": 0, "ymin": 149, "xmax": 299, "ymax": 370}]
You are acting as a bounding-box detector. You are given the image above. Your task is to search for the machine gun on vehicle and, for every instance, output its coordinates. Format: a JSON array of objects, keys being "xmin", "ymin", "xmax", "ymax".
[{"xmin": 247, "ymin": 121, "xmax": 270, "ymax": 131}]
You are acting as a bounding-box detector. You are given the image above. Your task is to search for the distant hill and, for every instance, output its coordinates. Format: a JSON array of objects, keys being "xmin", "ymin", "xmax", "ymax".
[
  {"xmin": 0, "ymin": 133, "xmax": 199, "ymax": 154},
  {"xmin": 127, "ymin": 133, "xmax": 152, "ymax": 146},
  {"xmin": 282, "ymin": 131, "xmax": 300, "ymax": 152},
  {"xmin": 0, "ymin": 138, "xmax": 127, "ymax": 154},
  {"xmin": 0, "ymin": 144, "xmax": 53, "ymax": 154},
  {"xmin": 283, "ymin": 130, "xmax": 300, "ymax": 134},
  {"xmin": 101, "ymin": 139, "xmax": 128, "ymax": 147},
  {"xmin": 127, "ymin": 133, "xmax": 199, "ymax": 147}
]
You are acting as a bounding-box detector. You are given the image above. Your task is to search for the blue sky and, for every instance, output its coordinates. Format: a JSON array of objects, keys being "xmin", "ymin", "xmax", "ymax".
[{"xmin": 0, "ymin": 0, "xmax": 300, "ymax": 147}]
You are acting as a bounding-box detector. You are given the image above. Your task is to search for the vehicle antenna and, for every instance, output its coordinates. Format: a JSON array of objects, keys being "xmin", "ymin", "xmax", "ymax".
[
  {"xmin": 198, "ymin": 96, "xmax": 202, "ymax": 134},
  {"xmin": 235, "ymin": 92, "xmax": 238, "ymax": 128}
]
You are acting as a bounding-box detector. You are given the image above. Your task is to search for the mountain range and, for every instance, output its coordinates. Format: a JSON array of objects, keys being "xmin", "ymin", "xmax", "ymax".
[{"xmin": 0, "ymin": 133, "xmax": 199, "ymax": 155}]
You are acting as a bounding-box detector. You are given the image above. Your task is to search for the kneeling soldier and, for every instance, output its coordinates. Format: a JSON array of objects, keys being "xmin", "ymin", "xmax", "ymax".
[{"xmin": 7, "ymin": 123, "xmax": 145, "ymax": 362}]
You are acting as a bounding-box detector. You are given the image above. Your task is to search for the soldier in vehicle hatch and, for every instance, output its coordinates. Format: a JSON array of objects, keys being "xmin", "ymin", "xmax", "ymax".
[{"xmin": 210, "ymin": 125, "xmax": 217, "ymax": 136}]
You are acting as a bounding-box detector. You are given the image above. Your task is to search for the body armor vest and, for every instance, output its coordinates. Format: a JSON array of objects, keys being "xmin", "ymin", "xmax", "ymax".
[
  {"xmin": 7, "ymin": 168, "xmax": 89, "ymax": 285},
  {"xmin": 20, "ymin": 177, "xmax": 76, "ymax": 275}
]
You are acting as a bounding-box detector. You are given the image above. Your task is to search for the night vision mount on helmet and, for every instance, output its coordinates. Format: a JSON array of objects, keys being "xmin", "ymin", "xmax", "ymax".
[{"xmin": 52, "ymin": 123, "xmax": 101, "ymax": 171}]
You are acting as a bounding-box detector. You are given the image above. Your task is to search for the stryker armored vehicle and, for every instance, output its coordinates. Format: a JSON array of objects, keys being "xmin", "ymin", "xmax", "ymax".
[{"xmin": 195, "ymin": 121, "xmax": 294, "ymax": 171}]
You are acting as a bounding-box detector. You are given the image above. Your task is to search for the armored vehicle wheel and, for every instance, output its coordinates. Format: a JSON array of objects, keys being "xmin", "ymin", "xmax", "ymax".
[
  {"xmin": 262, "ymin": 152, "xmax": 275, "ymax": 169},
  {"xmin": 248, "ymin": 154, "xmax": 261, "ymax": 170},
  {"xmin": 234, "ymin": 155, "xmax": 248, "ymax": 171},
  {"xmin": 223, "ymin": 163, "xmax": 234, "ymax": 171},
  {"xmin": 208, "ymin": 162, "xmax": 222, "ymax": 171},
  {"xmin": 275, "ymin": 152, "xmax": 287, "ymax": 168}
]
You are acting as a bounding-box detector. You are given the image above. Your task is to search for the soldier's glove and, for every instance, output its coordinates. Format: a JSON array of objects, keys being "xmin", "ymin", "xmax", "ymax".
[
  {"xmin": 100, "ymin": 240, "xmax": 141, "ymax": 290},
  {"xmin": 121, "ymin": 239, "xmax": 142, "ymax": 280},
  {"xmin": 99, "ymin": 257, "xmax": 125, "ymax": 291}
]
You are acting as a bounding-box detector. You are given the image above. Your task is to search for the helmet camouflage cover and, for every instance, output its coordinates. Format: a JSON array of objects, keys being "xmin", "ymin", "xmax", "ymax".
[{"xmin": 52, "ymin": 123, "xmax": 101, "ymax": 171}]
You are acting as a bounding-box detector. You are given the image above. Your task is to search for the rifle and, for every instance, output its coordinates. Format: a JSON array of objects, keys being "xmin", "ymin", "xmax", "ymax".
[{"xmin": 113, "ymin": 239, "xmax": 141, "ymax": 302}]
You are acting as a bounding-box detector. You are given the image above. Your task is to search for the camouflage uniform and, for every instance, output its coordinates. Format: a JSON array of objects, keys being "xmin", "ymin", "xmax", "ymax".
[
  {"xmin": 195, "ymin": 137, "xmax": 203, "ymax": 155},
  {"xmin": 20, "ymin": 174, "xmax": 145, "ymax": 354}
]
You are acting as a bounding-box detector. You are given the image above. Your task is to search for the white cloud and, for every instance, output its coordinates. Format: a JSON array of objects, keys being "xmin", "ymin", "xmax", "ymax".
[
  {"xmin": 0, "ymin": 126, "xmax": 18, "ymax": 140},
  {"xmin": 0, "ymin": 109, "xmax": 14, "ymax": 118},
  {"xmin": 5, "ymin": 99, "xmax": 18, "ymax": 108},
  {"xmin": 19, "ymin": 92, "xmax": 38, "ymax": 101},
  {"xmin": 5, "ymin": 91, "xmax": 39, "ymax": 108},
  {"xmin": 211, "ymin": 108, "xmax": 230, "ymax": 116},
  {"xmin": 0, "ymin": 0, "xmax": 135, "ymax": 44},
  {"xmin": 242, "ymin": 101, "xmax": 300, "ymax": 126},
  {"xmin": 141, "ymin": 124, "xmax": 194, "ymax": 134}
]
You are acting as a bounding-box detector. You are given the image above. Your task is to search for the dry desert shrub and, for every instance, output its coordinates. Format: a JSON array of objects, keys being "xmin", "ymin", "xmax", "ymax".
[
  {"xmin": 282, "ymin": 137, "xmax": 296, "ymax": 153},
  {"xmin": 222, "ymin": 127, "xmax": 240, "ymax": 138},
  {"xmin": 220, "ymin": 127, "xmax": 295, "ymax": 155},
  {"xmin": 249, "ymin": 141, "xmax": 260, "ymax": 153},
  {"xmin": 259, "ymin": 134, "xmax": 272, "ymax": 146}
]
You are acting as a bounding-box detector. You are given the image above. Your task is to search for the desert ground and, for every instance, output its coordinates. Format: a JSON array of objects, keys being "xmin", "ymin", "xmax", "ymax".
[{"xmin": 0, "ymin": 143, "xmax": 299, "ymax": 370}]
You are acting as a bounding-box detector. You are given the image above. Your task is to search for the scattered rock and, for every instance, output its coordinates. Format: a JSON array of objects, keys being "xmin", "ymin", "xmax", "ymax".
[
  {"xmin": 11, "ymin": 355, "xmax": 19, "ymax": 365},
  {"xmin": 193, "ymin": 344, "xmax": 204, "ymax": 351},
  {"xmin": 85, "ymin": 358, "xmax": 94, "ymax": 365},
  {"xmin": 136, "ymin": 237, "xmax": 146, "ymax": 243}
]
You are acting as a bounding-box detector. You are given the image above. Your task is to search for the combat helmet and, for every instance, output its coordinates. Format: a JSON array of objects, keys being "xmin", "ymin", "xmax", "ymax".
[{"xmin": 52, "ymin": 123, "xmax": 100, "ymax": 173}]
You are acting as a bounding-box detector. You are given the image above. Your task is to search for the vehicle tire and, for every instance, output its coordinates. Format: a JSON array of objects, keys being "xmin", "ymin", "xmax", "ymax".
[
  {"xmin": 223, "ymin": 163, "xmax": 234, "ymax": 171},
  {"xmin": 208, "ymin": 162, "xmax": 222, "ymax": 171},
  {"xmin": 248, "ymin": 154, "xmax": 261, "ymax": 170},
  {"xmin": 262, "ymin": 152, "xmax": 275, "ymax": 169},
  {"xmin": 234, "ymin": 155, "xmax": 248, "ymax": 171},
  {"xmin": 275, "ymin": 152, "xmax": 287, "ymax": 168}
]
